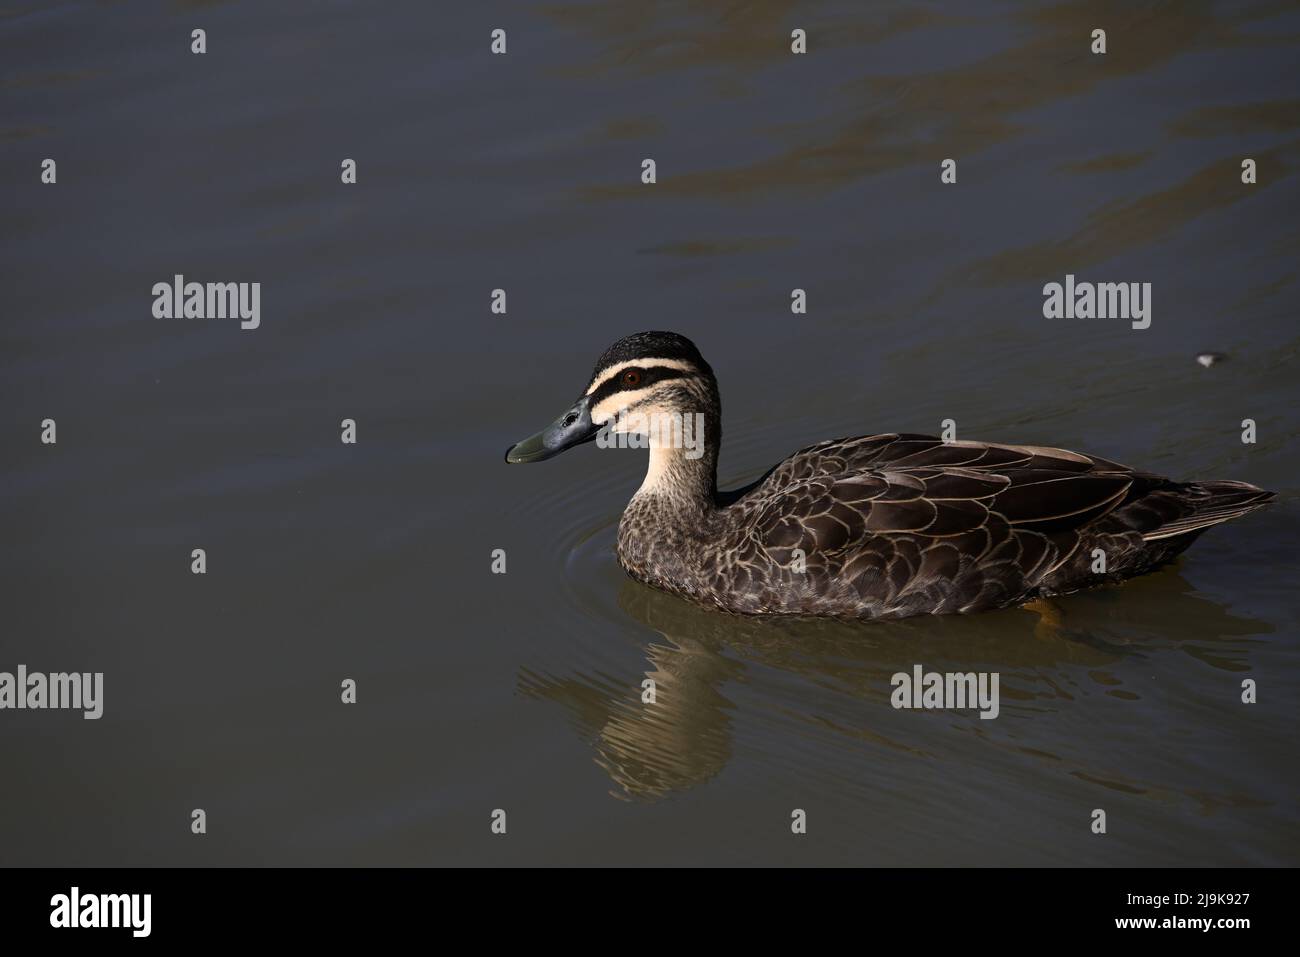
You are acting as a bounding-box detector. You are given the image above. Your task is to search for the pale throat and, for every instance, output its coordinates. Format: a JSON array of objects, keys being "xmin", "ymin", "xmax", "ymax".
[{"xmin": 633, "ymin": 427, "xmax": 718, "ymax": 503}]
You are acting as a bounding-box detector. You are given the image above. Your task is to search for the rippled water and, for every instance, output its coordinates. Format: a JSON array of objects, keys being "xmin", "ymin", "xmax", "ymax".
[{"xmin": 2, "ymin": 1, "xmax": 1298, "ymax": 865}]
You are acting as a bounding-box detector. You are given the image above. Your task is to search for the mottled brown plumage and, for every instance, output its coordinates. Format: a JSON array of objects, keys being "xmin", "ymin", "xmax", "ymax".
[{"xmin": 507, "ymin": 332, "xmax": 1276, "ymax": 621}]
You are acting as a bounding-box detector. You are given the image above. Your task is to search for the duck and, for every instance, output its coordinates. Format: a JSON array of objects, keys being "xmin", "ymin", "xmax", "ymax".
[{"xmin": 505, "ymin": 331, "xmax": 1276, "ymax": 621}]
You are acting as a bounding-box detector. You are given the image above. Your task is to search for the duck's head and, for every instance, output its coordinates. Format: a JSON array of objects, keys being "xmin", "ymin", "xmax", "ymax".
[{"xmin": 505, "ymin": 331, "xmax": 718, "ymax": 464}]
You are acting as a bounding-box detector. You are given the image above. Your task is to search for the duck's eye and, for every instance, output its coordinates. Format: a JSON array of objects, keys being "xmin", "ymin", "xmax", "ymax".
[{"xmin": 621, "ymin": 369, "xmax": 643, "ymax": 387}]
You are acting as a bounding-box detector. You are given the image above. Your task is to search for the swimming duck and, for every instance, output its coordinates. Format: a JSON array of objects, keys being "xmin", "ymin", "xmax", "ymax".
[{"xmin": 505, "ymin": 331, "xmax": 1275, "ymax": 620}]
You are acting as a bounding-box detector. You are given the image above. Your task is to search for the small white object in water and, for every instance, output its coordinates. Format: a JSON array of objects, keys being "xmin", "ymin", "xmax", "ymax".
[{"xmin": 1196, "ymin": 352, "xmax": 1226, "ymax": 368}]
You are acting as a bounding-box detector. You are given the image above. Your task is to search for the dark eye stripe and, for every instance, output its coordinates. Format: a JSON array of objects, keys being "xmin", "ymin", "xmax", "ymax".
[{"xmin": 588, "ymin": 366, "xmax": 688, "ymax": 408}]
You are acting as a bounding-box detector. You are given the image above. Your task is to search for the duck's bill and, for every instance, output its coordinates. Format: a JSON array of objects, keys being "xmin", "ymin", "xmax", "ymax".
[{"xmin": 505, "ymin": 396, "xmax": 599, "ymax": 463}]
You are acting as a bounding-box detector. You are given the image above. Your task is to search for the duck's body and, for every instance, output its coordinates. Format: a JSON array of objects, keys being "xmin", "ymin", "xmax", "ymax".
[
  {"xmin": 616, "ymin": 431, "xmax": 1273, "ymax": 620},
  {"xmin": 507, "ymin": 332, "xmax": 1275, "ymax": 621}
]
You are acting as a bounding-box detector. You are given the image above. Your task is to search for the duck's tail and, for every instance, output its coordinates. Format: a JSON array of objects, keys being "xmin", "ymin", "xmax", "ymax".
[{"xmin": 1141, "ymin": 480, "xmax": 1276, "ymax": 541}]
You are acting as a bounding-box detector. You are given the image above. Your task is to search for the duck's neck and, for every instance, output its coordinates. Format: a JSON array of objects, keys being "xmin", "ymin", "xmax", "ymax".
[
  {"xmin": 631, "ymin": 412, "xmax": 720, "ymax": 515},
  {"xmin": 617, "ymin": 406, "xmax": 722, "ymax": 593}
]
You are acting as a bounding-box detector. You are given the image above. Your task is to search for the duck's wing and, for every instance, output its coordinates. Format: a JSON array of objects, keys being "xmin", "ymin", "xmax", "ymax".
[
  {"xmin": 735, "ymin": 434, "xmax": 1169, "ymax": 599},
  {"xmin": 723, "ymin": 434, "xmax": 1270, "ymax": 615}
]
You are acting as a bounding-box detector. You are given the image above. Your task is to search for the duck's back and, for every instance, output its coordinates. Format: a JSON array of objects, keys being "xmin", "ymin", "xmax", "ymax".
[{"xmin": 691, "ymin": 433, "xmax": 1273, "ymax": 619}]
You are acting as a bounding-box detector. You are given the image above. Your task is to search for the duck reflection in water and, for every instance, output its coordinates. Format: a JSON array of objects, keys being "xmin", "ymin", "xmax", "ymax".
[{"xmin": 518, "ymin": 570, "xmax": 1271, "ymax": 801}]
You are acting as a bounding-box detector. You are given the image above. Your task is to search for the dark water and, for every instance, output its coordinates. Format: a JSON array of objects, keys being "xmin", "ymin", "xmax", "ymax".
[{"xmin": 2, "ymin": 1, "xmax": 1298, "ymax": 865}]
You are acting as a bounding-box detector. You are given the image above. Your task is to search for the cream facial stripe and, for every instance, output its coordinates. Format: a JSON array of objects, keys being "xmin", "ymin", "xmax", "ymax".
[
  {"xmin": 592, "ymin": 386, "xmax": 660, "ymax": 424},
  {"xmin": 584, "ymin": 358, "xmax": 698, "ymax": 397}
]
